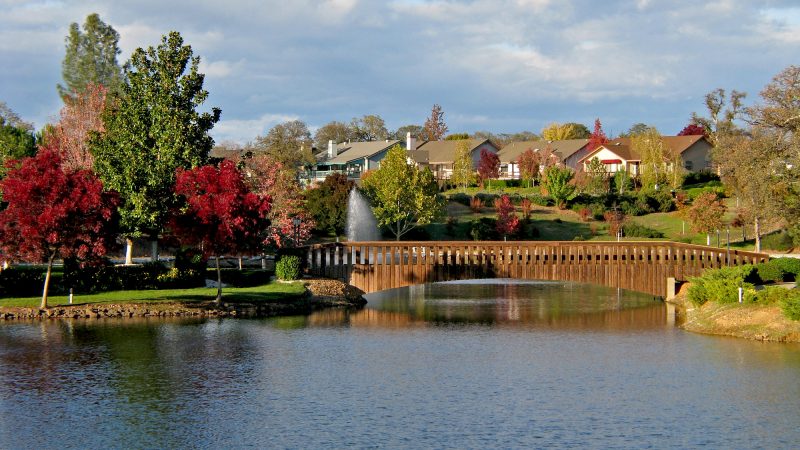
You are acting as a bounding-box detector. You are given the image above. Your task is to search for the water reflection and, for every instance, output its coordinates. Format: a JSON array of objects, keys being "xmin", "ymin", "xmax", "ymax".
[{"xmin": 303, "ymin": 280, "xmax": 667, "ymax": 331}]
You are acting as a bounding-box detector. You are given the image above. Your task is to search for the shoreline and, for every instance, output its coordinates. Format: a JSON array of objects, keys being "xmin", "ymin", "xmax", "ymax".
[
  {"xmin": 0, "ymin": 278, "xmax": 367, "ymax": 321},
  {"xmin": 668, "ymin": 283, "xmax": 800, "ymax": 343}
]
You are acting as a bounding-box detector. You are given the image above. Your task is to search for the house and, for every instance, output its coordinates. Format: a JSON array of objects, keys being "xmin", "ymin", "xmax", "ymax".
[
  {"xmin": 410, "ymin": 138, "xmax": 499, "ymax": 181},
  {"xmin": 304, "ymin": 139, "xmax": 402, "ymax": 184},
  {"xmin": 497, "ymin": 139, "xmax": 590, "ymax": 179},
  {"xmin": 578, "ymin": 135, "xmax": 712, "ymax": 175}
]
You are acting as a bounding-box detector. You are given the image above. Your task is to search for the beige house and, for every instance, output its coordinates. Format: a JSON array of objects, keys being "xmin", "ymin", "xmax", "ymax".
[
  {"xmin": 305, "ymin": 140, "xmax": 401, "ymax": 183},
  {"xmin": 409, "ymin": 138, "xmax": 499, "ymax": 180},
  {"xmin": 497, "ymin": 139, "xmax": 590, "ymax": 178},
  {"xmin": 578, "ymin": 135, "xmax": 712, "ymax": 175}
]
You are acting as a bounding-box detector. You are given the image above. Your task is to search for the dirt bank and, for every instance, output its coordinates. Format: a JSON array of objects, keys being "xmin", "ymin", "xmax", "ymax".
[{"xmin": 668, "ymin": 283, "xmax": 800, "ymax": 342}]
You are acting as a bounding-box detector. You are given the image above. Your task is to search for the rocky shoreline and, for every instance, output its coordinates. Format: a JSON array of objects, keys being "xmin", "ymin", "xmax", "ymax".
[
  {"xmin": 668, "ymin": 283, "xmax": 800, "ymax": 343},
  {"xmin": 0, "ymin": 278, "xmax": 367, "ymax": 321}
]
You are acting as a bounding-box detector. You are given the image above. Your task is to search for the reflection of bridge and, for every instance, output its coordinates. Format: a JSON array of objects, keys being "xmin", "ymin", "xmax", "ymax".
[{"xmin": 307, "ymin": 241, "xmax": 768, "ymax": 297}]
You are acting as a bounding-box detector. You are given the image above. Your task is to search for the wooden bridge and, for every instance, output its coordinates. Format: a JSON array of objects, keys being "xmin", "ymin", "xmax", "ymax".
[{"xmin": 306, "ymin": 241, "xmax": 768, "ymax": 297}]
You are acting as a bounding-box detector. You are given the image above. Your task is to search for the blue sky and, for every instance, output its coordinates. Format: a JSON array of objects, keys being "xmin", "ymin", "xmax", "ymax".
[{"xmin": 1, "ymin": 0, "xmax": 798, "ymax": 144}]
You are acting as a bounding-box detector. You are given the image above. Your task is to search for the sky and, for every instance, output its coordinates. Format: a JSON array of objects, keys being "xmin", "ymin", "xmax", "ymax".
[{"xmin": 1, "ymin": 0, "xmax": 798, "ymax": 144}]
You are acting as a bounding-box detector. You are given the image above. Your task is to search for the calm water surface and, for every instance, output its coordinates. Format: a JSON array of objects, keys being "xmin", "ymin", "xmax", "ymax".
[{"xmin": 1, "ymin": 280, "xmax": 799, "ymax": 449}]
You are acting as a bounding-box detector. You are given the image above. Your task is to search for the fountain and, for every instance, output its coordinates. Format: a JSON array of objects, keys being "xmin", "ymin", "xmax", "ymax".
[{"xmin": 346, "ymin": 188, "xmax": 380, "ymax": 241}]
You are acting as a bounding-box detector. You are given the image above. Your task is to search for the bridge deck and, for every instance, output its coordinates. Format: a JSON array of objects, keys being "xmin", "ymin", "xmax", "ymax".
[{"xmin": 306, "ymin": 241, "xmax": 767, "ymax": 297}]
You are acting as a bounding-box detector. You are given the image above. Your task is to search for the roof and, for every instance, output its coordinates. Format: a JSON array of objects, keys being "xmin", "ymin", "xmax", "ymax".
[
  {"xmin": 415, "ymin": 139, "xmax": 496, "ymax": 164},
  {"xmin": 578, "ymin": 135, "xmax": 709, "ymax": 163},
  {"xmin": 209, "ymin": 147, "xmax": 244, "ymax": 160},
  {"xmin": 497, "ymin": 139, "xmax": 589, "ymax": 163},
  {"xmin": 320, "ymin": 140, "xmax": 401, "ymax": 164}
]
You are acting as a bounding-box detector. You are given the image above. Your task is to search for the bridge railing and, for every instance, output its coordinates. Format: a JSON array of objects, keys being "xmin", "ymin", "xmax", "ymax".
[{"xmin": 304, "ymin": 241, "xmax": 768, "ymax": 296}]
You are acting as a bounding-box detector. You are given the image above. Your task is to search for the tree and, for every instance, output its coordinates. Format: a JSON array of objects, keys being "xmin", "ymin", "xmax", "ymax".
[
  {"xmin": 587, "ymin": 118, "xmax": 609, "ymax": 151},
  {"xmin": 251, "ymin": 120, "xmax": 313, "ymax": 168},
  {"xmin": 619, "ymin": 123, "xmax": 655, "ymax": 138},
  {"xmin": 172, "ymin": 160, "xmax": 271, "ymax": 304},
  {"xmin": 517, "ymin": 148, "xmax": 539, "ymax": 188},
  {"xmin": 90, "ymin": 31, "xmax": 221, "ymax": 263},
  {"xmin": 0, "ymin": 149, "xmax": 119, "ymax": 309},
  {"xmin": 53, "ymin": 83, "xmax": 108, "ymax": 171},
  {"xmin": 423, "ymin": 104, "xmax": 448, "ymax": 141},
  {"xmin": 542, "ymin": 166, "xmax": 576, "ymax": 209},
  {"xmin": 314, "ymin": 121, "xmax": 352, "ymax": 150},
  {"xmin": 350, "ymin": 115, "xmax": 388, "ymax": 141},
  {"xmin": 392, "ymin": 124, "xmax": 424, "ymax": 141},
  {"xmin": 677, "ymin": 123, "xmax": 707, "ymax": 137},
  {"xmin": 691, "ymin": 88, "xmax": 746, "ymax": 148},
  {"xmin": 58, "ymin": 13, "xmax": 123, "ymax": 99},
  {"xmin": 477, "ymin": 148, "xmax": 499, "ymax": 188},
  {"xmin": 360, "ymin": 145, "xmax": 443, "ymax": 240},
  {"xmin": 450, "ymin": 140, "xmax": 474, "ymax": 192},
  {"xmin": 632, "ymin": 127, "xmax": 670, "ymax": 190},
  {"xmin": 241, "ymin": 152, "xmax": 313, "ymax": 247},
  {"xmin": 305, "ymin": 173, "xmax": 354, "ymax": 237},
  {"xmin": 717, "ymin": 130, "xmax": 782, "ymax": 252},
  {"xmin": 684, "ymin": 192, "xmax": 726, "ymax": 246},
  {"xmin": 541, "ymin": 122, "xmax": 586, "ymax": 140},
  {"xmin": 0, "ymin": 107, "xmax": 36, "ymax": 177},
  {"xmin": 494, "ymin": 195, "xmax": 520, "ymax": 239},
  {"xmin": 445, "ymin": 133, "xmax": 470, "ymax": 140},
  {"xmin": 584, "ymin": 157, "xmax": 608, "ymax": 195}
]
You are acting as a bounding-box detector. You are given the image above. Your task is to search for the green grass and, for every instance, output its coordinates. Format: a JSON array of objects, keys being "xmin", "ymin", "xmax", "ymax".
[{"xmin": 0, "ymin": 282, "xmax": 307, "ymax": 308}]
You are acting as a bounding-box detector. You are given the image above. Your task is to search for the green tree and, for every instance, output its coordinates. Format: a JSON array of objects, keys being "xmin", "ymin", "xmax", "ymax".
[
  {"xmin": 58, "ymin": 13, "xmax": 123, "ymax": 99},
  {"xmin": 450, "ymin": 140, "xmax": 474, "ymax": 192},
  {"xmin": 250, "ymin": 120, "xmax": 313, "ymax": 168},
  {"xmin": 0, "ymin": 103, "xmax": 37, "ymax": 177},
  {"xmin": 305, "ymin": 173, "xmax": 354, "ymax": 237},
  {"xmin": 350, "ymin": 115, "xmax": 388, "ymax": 141},
  {"xmin": 361, "ymin": 145, "xmax": 444, "ymax": 240},
  {"xmin": 445, "ymin": 133, "xmax": 470, "ymax": 140},
  {"xmin": 584, "ymin": 157, "xmax": 608, "ymax": 195},
  {"xmin": 90, "ymin": 31, "xmax": 220, "ymax": 262},
  {"xmin": 392, "ymin": 124, "xmax": 424, "ymax": 141},
  {"xmin": 542, "ymin": 166, "xmax": 576, "ymax": 209},
  {"xmin": 632, "ymin": 127, "xmax": 669, "ymax": 191},
  {"xmin": 691, "ymin": 88, "xmax": 746, "ymax": 148},
  {"xmin": 314, "ymin": 120, "xmax": 352, "ymax": 150},
  {"xmin": 618, "ymin": 123, "xmax": 654, "ymax": 138}
]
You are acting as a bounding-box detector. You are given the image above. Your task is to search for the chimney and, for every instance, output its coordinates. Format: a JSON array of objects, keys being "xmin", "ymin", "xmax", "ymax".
[
  {"xmin": 328, "ymin": 140, "xmax": 337, "ymax": 158},
  {"xmin": 406, "ymin": 132, "xmax": 416, "ymax": 151}
]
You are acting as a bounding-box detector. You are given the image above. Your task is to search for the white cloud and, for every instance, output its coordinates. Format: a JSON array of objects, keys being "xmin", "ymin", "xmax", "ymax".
[{"xmin": 212, "ymin": 113, "xmax": 299, "ymax": 144}]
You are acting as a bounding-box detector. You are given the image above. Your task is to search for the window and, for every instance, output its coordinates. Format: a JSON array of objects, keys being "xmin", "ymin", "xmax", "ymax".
[{"xmin": 684, "ymin": 161, "xmax": 693, "ymax": 171}]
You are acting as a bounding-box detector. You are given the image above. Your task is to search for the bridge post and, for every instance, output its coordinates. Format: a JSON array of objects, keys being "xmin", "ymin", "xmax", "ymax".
[{"xmin": 666, "ymin": 277, "xmax": 677, "ymax": 301}]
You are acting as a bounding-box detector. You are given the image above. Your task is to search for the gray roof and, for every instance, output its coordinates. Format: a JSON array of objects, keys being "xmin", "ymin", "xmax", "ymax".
[
  {"xmin": 415, "ymin": 139, "xmax": 496, "ymax": 164},
  {"xmin": 497, "ymin": 139, "xmax": 589, "ymax": 163},
  {"xmin": 325, "ymin": 140, "xmax": 401, "ymax": 164}
]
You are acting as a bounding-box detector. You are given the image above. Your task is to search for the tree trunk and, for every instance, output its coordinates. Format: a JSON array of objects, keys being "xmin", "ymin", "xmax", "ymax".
[
  {"xmin": 150, "ymin": 238, "xmax": 158, "ymax": 262},
  {"xmin": 125, "ymin": 238, "xmax": 134, "ymax": 265},
  {"xmin": 706, "ymin": 233, "xmax": 711, "ymax": 246},
  {"xmin": 215, "ymin": 255, "xmax": 222, "ymax": 305},
  {"xmin": 238, "ymin": 256, "xmax": 243, "ymax": 271},
  {"xmin": 754, "ymin": 217, "xmax": 761, "ymax": 253},
  {"xmin": 41, "ymin": 252, "xmax": 56, "ymax": 309},
  {"xmin": 261, "ymin": 253, "xmax": 267, "ymax": 270}
]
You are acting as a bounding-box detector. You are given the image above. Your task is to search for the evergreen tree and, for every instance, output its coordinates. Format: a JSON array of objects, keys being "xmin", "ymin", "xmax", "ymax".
[
  {"xmin": 58, "ymin": 13, "xmax": 123, "ymax": 99},
  {"xmin": 90, "ymin": 31, "xmax": 220, "ymax": 261}
]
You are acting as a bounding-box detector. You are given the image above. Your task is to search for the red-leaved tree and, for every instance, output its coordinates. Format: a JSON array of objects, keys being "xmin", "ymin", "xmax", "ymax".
[
  {"xmin": 494, "ymin": 194, "xmax": 520, "ymax": 238},
  {"xmin": 477, "ymin": 148, "xmax": 500, "ymax": 188},
  {"xmin": 677, "ymin": 123, "xmax": 707, "ymax": 137},
  {"xmin": 0, "ymin": 148, "xmax": 119, "ymax": 308},
  {"xmin": 55, "ymin": 83, "xmax": 109, "ymax": 172},
  {"xmin": 587, "ymin": 118, "xmax": 609, "ymax": 151},
  {"xmin": 241, "ymin": 153, "xmax": 313, "ymax": 247},
  {"xmin": 172, "ymin": 160, "xmax": 271, "ymax": 303},
  {"xmin": 517, "ymin": 148, "xmax": 539, "ymax": 187}
]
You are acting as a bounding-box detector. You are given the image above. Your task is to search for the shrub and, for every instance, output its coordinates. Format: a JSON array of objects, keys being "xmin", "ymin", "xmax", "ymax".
[
  {"xmin": 753, "ymin": 262, "xmax": 784, "ymax": 284},
  {"xmin": 770, "ymin": 258, "xmax": 800, "ymax": 282},
  {"xmin": 276, "ymin": 256, "xmax": 301, "ymax": 281},
  {"xmin": 469, "ymin": 196, "xmax": 484, "ymax": 213},
  {"xmin": 761, "ymin": 230, "xmax": 794, "ymax": 252},
  {"xmin": 622, "ymin": 223, "xmax": 665, "ymax": 238},
  {"xmin": 157, "ymin": 268, "xmax": 204, "ymax": 289},
  {"xmin": 0, "ymin": 267, "xmax": 52, "ymax": 297},
  {"xmin": 578, "ymin": 207, "xmax": 591, "ymax": 222},
  {"xmin": 469, "ymin": 218, "xmax": 498, "ymax": 240},
  {"xmin": 687, "ymin": 265, "xmax": 755, "ymax": 306},
  {"xmin": 63, "ymin": 259, "xmax": 167, "ymax": 294},
  {"xmin": 216, "ymin": 269, "xmax": 272, "ymax": 287},
  {"xmin": 780, "ymin": 289, "xmax": 800, "ymax": 320},
  {"xmin": 448, "ymin": 193, "xmax": 472, "ymax": 207},
  {"xmin": 520, "ymin": 198, "xmax": 533, "ymax": 218},
  {"xmin": 528, "ymin": 194, "xmax": 550, "ymax": 207},
  {"xmin": 445, "ymin": 216, "xmax": 458, "ymax": 237},
  {"xmin": 682, "ymin": 170, "xmax": 720, "ymax": 186}
]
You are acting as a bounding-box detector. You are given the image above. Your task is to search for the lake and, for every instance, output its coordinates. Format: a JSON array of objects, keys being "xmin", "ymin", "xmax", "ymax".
[{"xmin": 1, "ymin": 280, "xmax": 799, "ymax": 448}]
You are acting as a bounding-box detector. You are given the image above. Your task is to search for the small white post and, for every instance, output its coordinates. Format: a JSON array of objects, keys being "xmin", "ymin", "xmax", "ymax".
[
  {"xmin": 69, "ymin": 288, "xmax": 74, "ymax": 305},
  {"xmin": 738, "ymin": 287, "xmax": 743, "ymax": 303}
]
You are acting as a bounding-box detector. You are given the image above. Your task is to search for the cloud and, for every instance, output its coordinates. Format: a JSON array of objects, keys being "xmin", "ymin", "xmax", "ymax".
[{"xmin": 212, "ymin": 113, "xmax": 299, "ymax": 145}]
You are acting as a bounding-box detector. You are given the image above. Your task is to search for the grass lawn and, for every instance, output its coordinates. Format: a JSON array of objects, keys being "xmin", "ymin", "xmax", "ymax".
[{"xmin": 0, "ymin": 281, "xmax": 307, "ymax": 309}]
